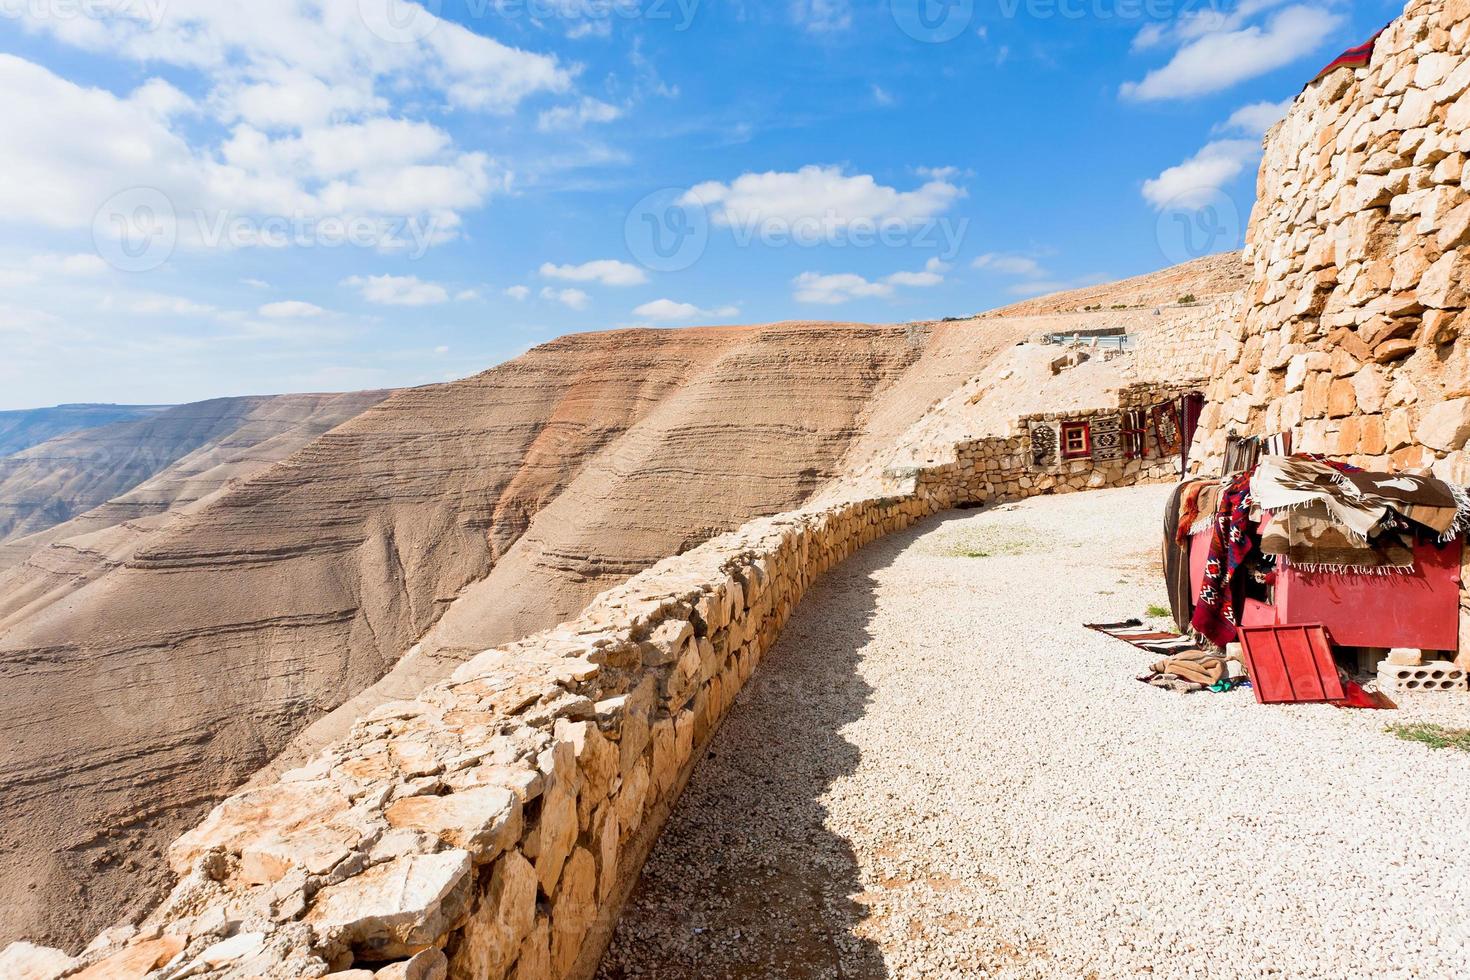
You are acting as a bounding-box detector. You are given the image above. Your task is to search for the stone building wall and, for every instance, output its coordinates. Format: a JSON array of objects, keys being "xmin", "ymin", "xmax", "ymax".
[
  {"xmin": 1191, "ymin": 0, "xmax": 1470, "ymax": 479},
  {"xmin": 1131, "ymin": 296, "xmax": 1243, "ymax": 383},
  {"xmin": 1186, "ymin": 0, "xmax": 1470, "ymax": 668}
]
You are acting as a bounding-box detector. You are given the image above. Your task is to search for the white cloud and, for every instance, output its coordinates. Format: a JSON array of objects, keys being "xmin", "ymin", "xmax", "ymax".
[
  {"xmin": 342, "ymin": 273, "xmax": 449, "ymax": 306},
  {"xmin": 632, "ymin": 299, "xmax": 741, "ymax": 322},
  {"xmin": 13, "ymin": 0, "xmax": 572, "ymax": 115},
  {"xmin": 241, "ymin": 277, "xmax": 271, "ymax": 289},
  {"xmin": 973, "ymin": 253, "xmax": 1045, "ymax": 277},
  {"xmin": 541, "ymin": 286, "xmax": 590, "ymax": 309},
  {"xmin": 793, "ymin": 272, "xmax": 892, "ymax": 305},
  {"xmin": 537, "ymin": 97, "xmax": 623, "ymax": 132},
  {"xmin": 1142, "ymin": 138, "xmax": 1260, "ymax": 209},
  {"xmin": 260, "ymin": 300, "xmax": 325, "ymax": 318},
  {"xmin": 871, "ymin": 84, "xmax": 896, "ymax": 107},
  {"xmin": 1217, "ymin": 98, "xmax": 1293, "ymax": 136},
  {"xmin": 1122, "ymin": 5, "xmax": 1342, "ymax": 101},
  {"xmin": 0, "ymin": 0, "xmax": 577, "ymax": 255},
  {"xmin": 685, "ymin": 164, "xmax": 964, "ymax": 233},
  {"xmin": 885, "ymin": 257, "xmax": 948, "ymax": 287},
  {"xmin": 455, "ymin": 289, "xmax": 480, "ymax": 301},
  {"xmin": 793, "ymin": 259, "xmax": 948, "ymax": 304},
  {"xmin": 504, "ymin": 285, "xmax": 531, "ymax": 301},
  {"xmin": 539, "ymin": 259, "xmax": 648, "ymax": 287},
  {"xmin": 0, "ymin": 55, "xmax": 506, "ymax": 252},
  {"xmin": 791, "ymin": 0, "xmax": 851, "ymax": 33},
  {"xmin": 0, "ymin": 252, "xmax": 111, "ymax": 286}
]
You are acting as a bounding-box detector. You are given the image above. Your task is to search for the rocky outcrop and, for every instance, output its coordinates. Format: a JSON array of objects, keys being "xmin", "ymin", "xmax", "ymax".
[{"xmin": 0, "ymin": 319, "xmax": 1036, "ymax": 951}]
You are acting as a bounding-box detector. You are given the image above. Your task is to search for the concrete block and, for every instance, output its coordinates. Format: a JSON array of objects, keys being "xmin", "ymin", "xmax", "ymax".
[{"xmin": 1377, "ymin": 660, "xmax": 1467, "ymax": 693}]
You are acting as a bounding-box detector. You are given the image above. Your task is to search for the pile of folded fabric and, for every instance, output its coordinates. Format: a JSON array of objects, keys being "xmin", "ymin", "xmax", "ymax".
[{"xmin": 1180, "ymin": 454, "xmax": 1470, "ymax": 647}]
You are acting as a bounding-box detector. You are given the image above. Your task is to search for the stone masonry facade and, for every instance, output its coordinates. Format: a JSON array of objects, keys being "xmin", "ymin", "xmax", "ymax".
[{"xmin": 1187, "ymin": 0, "xmax": 1470, "ymax": 667}]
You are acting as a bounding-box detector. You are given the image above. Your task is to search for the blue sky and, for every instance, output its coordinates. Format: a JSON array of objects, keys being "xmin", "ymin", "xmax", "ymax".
[{"xmin": 0, "ymin": 0, "xmax": 1400, "ymax": 408}]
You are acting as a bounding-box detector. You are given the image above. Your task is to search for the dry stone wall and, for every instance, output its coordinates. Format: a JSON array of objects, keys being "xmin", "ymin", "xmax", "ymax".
[
  {"xmin": 1187, "ymin": 0, "xmax": 1470, "ymax": 667},
  {"xmin": 2, "ymin": 387, "xmax": 1189, "ymax": 980},
  {"xmin": 1131, "ymin": 296, "xmax": 1243, "ymax": 382}
]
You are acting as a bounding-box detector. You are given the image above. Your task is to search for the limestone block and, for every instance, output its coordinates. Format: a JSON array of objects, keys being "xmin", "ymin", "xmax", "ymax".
[
  {"xmin": 532, "ymin": 762, "xmax": 578, "ymax": 895},
  {"xmin": 508, "ymin": 916, "xmax": 551, "ymax": 980},
  {"xmin": 1416, "ymin": 398, "xmax": 1470, "ymax": 451},
  {"xmin": 377, "ymin": 948, "xmax": 448, "ymax": 980},
  {"xmin": 447, "ymin": 850, "xmax": 537, "ymax": 980},
  {"xmin": 307, "ymin": 851, "xmax": 473, "ymax": 961},
  {"xmin": 1327, "ymin": 378, "xmax": 1358, "ymax": 418},
  {"xmin": 386, "ymin": 787, "xmax": 521, "ymax": 862},
  {"xmin": 0, "ymin": 942, "xmax": 76, "ymax": 980},
  {"xmin": 549, "ymin": 847, "xmax": 597, "ymax": 978},
  {"xmin": 169, "ymin": 780, "xmax": 352, "ymax": 876}
]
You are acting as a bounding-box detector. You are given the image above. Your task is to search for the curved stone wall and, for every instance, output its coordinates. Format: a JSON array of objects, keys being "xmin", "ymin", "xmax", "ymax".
[{"xmin": 0, "ymin": 400, "xmax": 1185, "ymax": 980}]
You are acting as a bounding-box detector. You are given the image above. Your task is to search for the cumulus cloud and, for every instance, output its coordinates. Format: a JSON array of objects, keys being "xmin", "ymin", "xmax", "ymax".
[
  {"xmin": 0, "ymin": 1, "xmax": 582, "ymax": 255},
  {"xmin": 631, "ymin": 299, "xmax": 740, "ymax": 322},
  {"xmin": 342, "ymin": 273, "xmax": 449, "ymax": 306},
  {"xmin": 541, "ymin": 286, "xmax": 590, "ymax": 309},
  {"xmin": 539, "ymin": 259, "xmax": 648, "ymax": 287},
  {"xmin": 259, "ymin": 300, "xmax": 325, "ymax": 318},
  {"xmin": 1141, "ymin": 139, "xmax": 1260, "ymax": 210},
  {"xmin": 685, "ymin": 165, "xmax": 964, "ymax": 234},
  {"xmin": 1217, "ymin": 98, "xmax": 1294, "ymax": 136},
  {"xmin": 793, "ymin": 259, "xmax": 948, "ymax": 304},
  {"xmin": 504, "ymin": 285, "xmax": 531, "ymax": 301},
  {"xmin": 793, "ymin": 272, "xmax": 892, "ymax": 305},
  {"xmin": 0, "ymin": 253, "xmax": 111, "ymax": 286},
  {"xmin": 1122, "ymin": 5, "xmax": 1342, "ymax": 101}
]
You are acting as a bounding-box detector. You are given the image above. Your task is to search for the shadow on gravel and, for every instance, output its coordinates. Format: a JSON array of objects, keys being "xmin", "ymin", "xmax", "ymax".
[{"xmin": 597, "ymin": 517, "xmax": 944, "ymax": 979}]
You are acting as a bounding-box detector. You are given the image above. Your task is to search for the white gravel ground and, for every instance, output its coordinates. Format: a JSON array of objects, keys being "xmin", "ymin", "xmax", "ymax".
[{"xmin": 597, "ymin": 484, "xmax": 1470, "ymax": 980}]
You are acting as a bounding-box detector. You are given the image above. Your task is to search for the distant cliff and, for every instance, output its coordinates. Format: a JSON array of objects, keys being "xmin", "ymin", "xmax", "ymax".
[{"xmin": 0, "ymin": 403, "xmax": 171, "ymax": 457}]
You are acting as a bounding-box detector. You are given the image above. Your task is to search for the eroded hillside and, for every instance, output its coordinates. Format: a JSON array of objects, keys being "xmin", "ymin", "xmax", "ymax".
[
  {"xmin": 0, "ymin": 393, "xmax": 391, "ymax": 553},
  {"xmin": 0, "ymin": 404, "xmax": 171, "ymax": 457},
  {"xmin": 0, "ymin": 318, "xmax": 1042, "ymax": 950}
]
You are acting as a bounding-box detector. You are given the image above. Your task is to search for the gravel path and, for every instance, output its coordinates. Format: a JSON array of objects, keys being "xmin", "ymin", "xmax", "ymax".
[{"xmin": 598, "ymin": 485, "xmax": 1470, "ymax": 980}]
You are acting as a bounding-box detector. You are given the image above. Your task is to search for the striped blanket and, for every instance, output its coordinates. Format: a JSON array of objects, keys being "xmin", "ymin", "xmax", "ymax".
[{"xmin": 1310, "ymin": 27, "xmax": 1387, "ymax": 86}]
